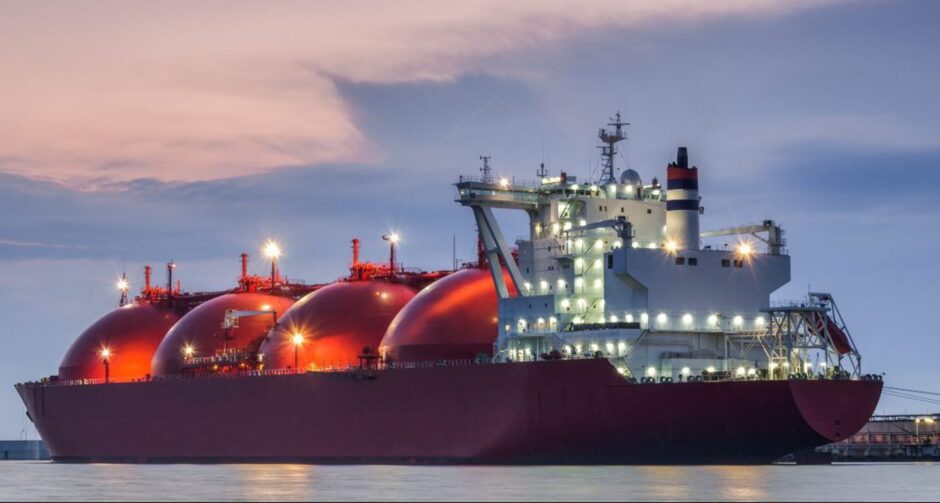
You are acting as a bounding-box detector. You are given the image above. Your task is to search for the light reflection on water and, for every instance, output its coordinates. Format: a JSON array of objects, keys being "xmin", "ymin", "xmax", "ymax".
[
  {"xmin": 0, "ymin": 462, "xmax": 936, "ymax": 501},
  {"xmin": 709, "ymin": 466, "xmax": 768, "ymax": 501}
]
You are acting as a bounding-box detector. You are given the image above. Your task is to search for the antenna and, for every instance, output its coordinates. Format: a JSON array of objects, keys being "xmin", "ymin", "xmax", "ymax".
[
  {"xmin": 537, "ymin": 162, "xmax": 548, "ymax": 179},
  {"xmin": 117, "ymin": 272, "xmax": 129, "ymax": 307},
  {"xmin": 540, "ymin": 133, "xmax": 547, "ymax": 166},
  {"xmin": 479, "ymin": 155, "xmax": 492, "ymax": 183},
  {"xmin": 597, "ymin": 111, "xmax": 629, "ymax": 184}
]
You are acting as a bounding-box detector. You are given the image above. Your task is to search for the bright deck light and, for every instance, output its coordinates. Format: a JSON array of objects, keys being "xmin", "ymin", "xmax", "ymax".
[
  {"xmin": 292, "ymin": 333, "xmax": 305, "ymax": 346},
  {"xmin": 262, "ymin": 240, "xmax": 282, "ymax": 260},
  {"xmin": 736, "ymin": 241, "xmax": 754, "ymax": 257}
]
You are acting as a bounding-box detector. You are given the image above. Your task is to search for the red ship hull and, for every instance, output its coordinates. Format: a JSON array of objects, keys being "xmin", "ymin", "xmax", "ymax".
[{"xmin": 16, "ymin": 359, "xmax": 881, "ymax": 464}]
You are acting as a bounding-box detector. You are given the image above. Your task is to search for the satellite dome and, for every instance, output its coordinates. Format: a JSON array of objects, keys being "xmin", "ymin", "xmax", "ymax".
[
  {"xmin": 259, "ymin": 281, "xmax": 415, "ymax": 370},
  {"xmin": 620, "ymin": 169, "xmax": 642, "ymax": 187},
  {"xmin": 379, "ymin": 268, "xmax": 514, "ymax": 363},
  {"xmin": 59, "ymin": 304, "xmax": 180, "ymax": 381},
  {"xmin": 151, "ymin": 292, "xmax": 294, "ymax": 376}
]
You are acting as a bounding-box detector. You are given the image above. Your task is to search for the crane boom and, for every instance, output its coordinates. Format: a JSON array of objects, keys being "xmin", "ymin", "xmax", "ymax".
[{"xmin": 700, "ymin": 220, "xmax": 785, "ymax": 255}]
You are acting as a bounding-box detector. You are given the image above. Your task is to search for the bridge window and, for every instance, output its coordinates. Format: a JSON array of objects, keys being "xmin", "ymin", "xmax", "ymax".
[
  {"xmin": 689, "ymin": 257, "xmax": 698, "ymax": 266},
  {"xmin": 675, "ymin": 257, "xmax": 685, "ymax": 265},
  {"xmin": 722, "ymin": 259, "xmax": 731, "ymax": 268}
]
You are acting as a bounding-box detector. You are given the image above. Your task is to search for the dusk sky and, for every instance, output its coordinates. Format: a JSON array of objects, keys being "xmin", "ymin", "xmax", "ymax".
[{"xmin": 2, "ymin": 0, "xmax": 939, "ymax": 436}]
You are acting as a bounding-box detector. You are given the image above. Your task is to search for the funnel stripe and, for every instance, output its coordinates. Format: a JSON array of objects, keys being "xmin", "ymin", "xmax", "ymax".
[
  {"xmin": 666, "ymin": 200, "xmax": 700, "ymax": 211},
  {"xmin": 667, "ymin": 179, "xmax": 698, "ymax": 191}
]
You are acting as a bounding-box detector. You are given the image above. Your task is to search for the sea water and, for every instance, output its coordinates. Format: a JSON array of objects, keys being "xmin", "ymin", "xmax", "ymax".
[{"xmin": 0, "ymin": 462, "xmax": 936, "ymax": 501}]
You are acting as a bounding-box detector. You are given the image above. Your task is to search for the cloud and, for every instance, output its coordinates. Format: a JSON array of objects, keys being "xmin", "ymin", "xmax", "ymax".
[
  {"xmin": 0, "ymin": 163, "xmax": 488, "ymax": 274},
  {"xmin": 0, "ymin": 239, "xmax": 87, "ymax": 250},
  {"xmin": 0, "ymin": 0, "xmax": 844, "ymax": 186}
]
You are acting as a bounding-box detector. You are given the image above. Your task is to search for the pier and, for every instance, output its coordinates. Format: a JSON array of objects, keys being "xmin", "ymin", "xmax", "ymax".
[
  {"xmin": 819, "ymin": 414, "xmax": 939, "ymax": 461},
  {"xmin": 0, "ymin": 441, "xmax": 49, "ymax": 461}
]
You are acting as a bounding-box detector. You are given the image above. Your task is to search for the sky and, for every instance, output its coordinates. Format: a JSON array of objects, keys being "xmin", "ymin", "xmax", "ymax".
[{"xmin": 2, "ymin": 0, "xmax": 939, "ymax": 437}]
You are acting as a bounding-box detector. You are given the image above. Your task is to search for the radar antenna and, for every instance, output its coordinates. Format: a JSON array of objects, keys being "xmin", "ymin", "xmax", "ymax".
[
  {"xmin": 537, "ymin": 162, "xmax": 548, "ymax": 178},
  {"xmin": 597, "ymin": 111, "xmax": 629, "ymax": 184},
  {"xmin": 479, "ymin": 155, "xmax": 493, "ymax": 183}
]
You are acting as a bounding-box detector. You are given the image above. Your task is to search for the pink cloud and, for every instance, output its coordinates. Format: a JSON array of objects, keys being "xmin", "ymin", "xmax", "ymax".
[{"xmin": 0, "ymin": 0, "xmax": 845, "ymax": 186}]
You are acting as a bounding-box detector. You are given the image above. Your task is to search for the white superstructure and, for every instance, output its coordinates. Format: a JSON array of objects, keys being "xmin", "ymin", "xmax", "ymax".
[{"xmin": 457, "ymin": 114, "xmax": 862, "ymax": 381}]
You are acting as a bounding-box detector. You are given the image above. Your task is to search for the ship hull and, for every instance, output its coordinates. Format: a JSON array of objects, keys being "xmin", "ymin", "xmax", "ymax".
[{"xmin": 16, "ymin": 359, "xmax": 881, "ymax": 464}]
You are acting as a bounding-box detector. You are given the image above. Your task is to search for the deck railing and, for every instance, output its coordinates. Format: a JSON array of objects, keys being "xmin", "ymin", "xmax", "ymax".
[
  {"xmin": 24, "ymin": 358, "xmax": 490, "ymax": 387},
  {"xmin": 22, "ymin": 356, "xmax": 884, "ymax": 388}
]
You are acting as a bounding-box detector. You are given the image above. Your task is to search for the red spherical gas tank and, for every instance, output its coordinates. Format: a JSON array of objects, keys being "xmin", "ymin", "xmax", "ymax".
[
  {"xmin": 59, "ymin": 303, "xmax": 180, "ymax": 381},
  {"xmin": 151, "ymin": 293, "xmax": 294, "ymax": 376},
  {"xmin": 259, "ymin": 282, "xmax": 415, "ymax": 370},
  {"xmin": 380, "ymin": 268, "xmax": 511, "ymax": 363}
]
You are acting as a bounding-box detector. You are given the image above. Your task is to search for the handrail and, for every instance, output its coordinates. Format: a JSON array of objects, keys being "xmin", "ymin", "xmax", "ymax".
[
  {"xmin": 23, "ymin": 358, "xmax": 490, "ymax": 387},
  {"xmin": 20, "ymin": 357, "xmax": 883, "ymax": 388}
]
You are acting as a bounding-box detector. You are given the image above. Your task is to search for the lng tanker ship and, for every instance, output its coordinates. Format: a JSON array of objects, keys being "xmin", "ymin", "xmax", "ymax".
[{"xmin": 15, "ymin": 114, "xmax": 882, "ymax": 464}]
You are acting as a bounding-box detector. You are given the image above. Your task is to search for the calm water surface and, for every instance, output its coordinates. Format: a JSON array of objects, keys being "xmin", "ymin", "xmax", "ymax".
[{"xmin": 0, "ymin": 462, "xmax": 936, "ymax": 501}]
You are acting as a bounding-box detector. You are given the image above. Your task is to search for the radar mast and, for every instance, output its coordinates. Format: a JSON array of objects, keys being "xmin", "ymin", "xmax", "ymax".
[
  {"xmin": 479, "ymin": 155, "xmax": 493, "ymax": 183},
  {"xmin": 598, "ymin": 111, "xmax": 629, "ymax": 184}
]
